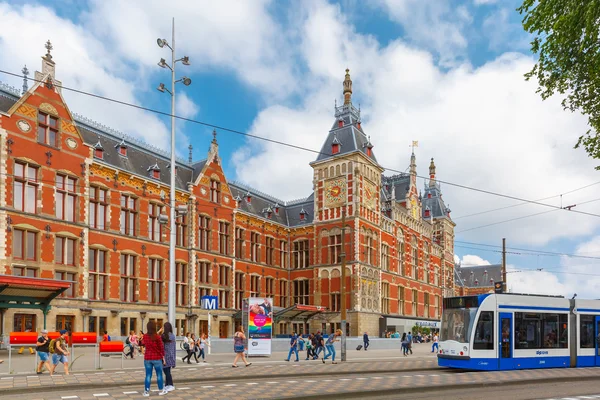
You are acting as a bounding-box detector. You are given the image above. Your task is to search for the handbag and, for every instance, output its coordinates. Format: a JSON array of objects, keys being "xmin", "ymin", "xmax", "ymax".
[{"xmin": 234, "ymin": 344, "xmax": 245, "ymax": 352}]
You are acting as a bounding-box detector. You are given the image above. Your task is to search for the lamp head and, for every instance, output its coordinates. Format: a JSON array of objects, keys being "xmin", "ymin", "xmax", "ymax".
[
  {"xmin": 158, "ymin": 58, "xmax": 168, "ymax": 68},
  {"xmin": 157, "ymin": 83, "xmax": 166, "ymax": 93},
  {"xmin": 181, "ymin": 56, "xmax": 190, "ymax": 66},
  {"xmin": 157, "ymin": 38, "xmax": 167, "ymax": 48},
  {"xmin": 182, "ymin": 77, "xmax": 192, "ymax": 86}
]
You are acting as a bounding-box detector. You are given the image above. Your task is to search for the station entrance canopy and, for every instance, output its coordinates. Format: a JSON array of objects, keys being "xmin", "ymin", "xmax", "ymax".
[
  {"xmin": 274, "ymin": 304, "xmax": 328, "ymax": 322},
  {"xmin": 0, "ymin": 274, "xmax": 70, "ymax": 328}
]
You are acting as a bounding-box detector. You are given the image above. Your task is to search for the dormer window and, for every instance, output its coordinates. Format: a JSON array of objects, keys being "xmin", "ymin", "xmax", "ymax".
[
  {"xmin": 94, "ymin": 140, "xmax": 104, "ymax": 159},
  {"xmin": 338, "ymin": 118, "xmax": 344, "ymax": 128},
  {"xmin": 115, "ymin": 139, "xmax": 127, "ymax": 157},
  {"xmin": 148, "ymin": 162, "xmax": 160, "ymax": 179},
  {"xmin": 246, "ymin": 191, "xmax": 252, "ymax": 203},
  {"xmin": 332, "ymin": 133, "xmax": 341, "ymax": 155},
  {"xmin": 424, "ymin": 207, "xmax": 431, "ymax": 218},
  {"xmin": 274, "ymin": 203, "xmax": 280, "ymax": 215},
  {"xmin": 299, "ymin": 208, "xmax": 307, "ymax": 221}
]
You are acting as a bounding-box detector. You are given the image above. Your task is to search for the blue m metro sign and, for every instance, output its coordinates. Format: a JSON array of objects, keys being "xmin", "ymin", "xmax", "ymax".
[{"xmin": 201, "ymin": 296, "xmax": 218, "ymax": 310}]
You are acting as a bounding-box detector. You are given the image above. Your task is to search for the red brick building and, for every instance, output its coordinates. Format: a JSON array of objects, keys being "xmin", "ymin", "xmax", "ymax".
[{"xmin": 0, "ymin": 45, "xmax": 455, "ymax": 338}]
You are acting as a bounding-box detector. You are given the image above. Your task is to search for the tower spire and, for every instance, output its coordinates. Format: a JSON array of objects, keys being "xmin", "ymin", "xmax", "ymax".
[
  {"xmin": 343, "ymin": 68, "xmax": 352, "ymax": 105},
  {"xmin": 21, "ymin": 65, "xmax": 29, "ymax": 95},
  {"xmin": 410, "ymin": 151, "xmax": 417, "ymax": 175},
  {"xmin": 429, "ymin": 158, "xmax": 436, "ymax": 187},
  {"xmin": 188, "ymin": 144, "xmax": 193, "ymax": 164}
]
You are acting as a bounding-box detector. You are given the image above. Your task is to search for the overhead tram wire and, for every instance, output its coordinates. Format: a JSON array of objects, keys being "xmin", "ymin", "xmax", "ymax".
[
  {"xmin": 455, "ymin": 240, "xmax": 600, "ymax": 260},
  {"xmin": 456, "ymin": 197, "xmax": 600, "ymax": 234},
  {"xmin": 2, "ymin": 68, "xmax": 600, "ymax": 219}
]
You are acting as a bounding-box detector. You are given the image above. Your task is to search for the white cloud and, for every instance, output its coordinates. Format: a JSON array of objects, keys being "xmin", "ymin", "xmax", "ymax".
[
  {"xmin": 458, "ymin": 255, "xmax": 492, "ymax": 267},
  {"xmin": 474, "ymin": 0, "xmax": 499, "ymax": 4},
  {"xmin": 176, "ymin": 93, "xmax": 199, "ymax": 119}
]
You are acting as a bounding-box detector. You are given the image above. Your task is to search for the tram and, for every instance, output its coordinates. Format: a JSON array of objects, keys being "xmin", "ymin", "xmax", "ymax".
[{"xmin": 438, "ymin": 293, "xmax": 600, "ymax": 370}]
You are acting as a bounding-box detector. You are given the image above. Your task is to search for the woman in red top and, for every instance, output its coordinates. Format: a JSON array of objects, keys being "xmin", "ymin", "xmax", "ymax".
[{"xmin": 142, "ymin": 321, "xmax": 167, "ymax": 397}]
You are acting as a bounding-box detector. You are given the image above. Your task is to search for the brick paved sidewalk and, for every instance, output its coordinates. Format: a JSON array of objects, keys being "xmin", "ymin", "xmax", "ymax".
[{"xmin": 0, "ymin": 358, "xmax": 438, "ymax": 394}]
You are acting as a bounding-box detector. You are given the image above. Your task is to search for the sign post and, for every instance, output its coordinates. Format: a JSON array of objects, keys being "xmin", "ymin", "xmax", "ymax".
[
  {"xmin": 201, "ymin": 295, "xmax": 218, "ymax": 356},
  {"xmin": 247, "ymin": 297, "xmax": 273, "ymax": 357}
]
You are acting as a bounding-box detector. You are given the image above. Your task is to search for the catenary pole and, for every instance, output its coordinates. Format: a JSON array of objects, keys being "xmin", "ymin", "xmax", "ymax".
[{"xmin": 168, "ymin": 17, "xmax": 177, "ymax": 326}]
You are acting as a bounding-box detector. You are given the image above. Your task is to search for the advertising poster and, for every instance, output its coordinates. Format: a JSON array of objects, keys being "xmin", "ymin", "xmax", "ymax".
[{"xmin": 247, "ymin": 297, "xmax": 273, "ymax": 356}]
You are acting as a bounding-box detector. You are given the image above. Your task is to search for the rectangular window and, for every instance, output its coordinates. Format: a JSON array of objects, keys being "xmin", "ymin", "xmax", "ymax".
[
  {"xmin": 198, "ymin": 287, "xmax": 211, "ymax": 303},
  {"xmin": 13, "ymin": 266, "xmax": 37, "ymax": 277},
  {"xmin": 198, "ymin": 261, "xmax": 211, "ymax": 284},
  {"xmin": 89, "ymin": 249, "xmax": 108, "ymax": 300},
  {"xmin": 37, "ymin": 111, "xmax": 58, "ymax": 147},
  {"xmin": 198, "ymin": 216, "xmax": 210, "ymax": 251},
  {"xmin": 13, "ymin": 229, "xmax": 37, "ymax": 261},
  {"xmin": 13, "ymin": 313, "xmax": 36, "ymax": 332},
  {"xmin": 120, "ymin": 254, "xmax": 137, "ymax": 302},
  {"xmin": 176, "ymin": 262, "xmax": 188, "ymax": 306},
  {"xmin": 148, "ymin": 203, "xmax": 163, "ymax": 241},
  {"xmin": 148, "ymin": 259, "xmax": 163, "ymax": 304},
  {"xmin": 424, "ymin": 292, "xmax": 430, "ymax": 318},
  {"xmin": 219, "ymin": 265, "xmax": 230, "ymax": 286},
  {"xmin": 266, "ymin": 237, "xmax": 275, "ymax": 265},
  {"xmin": 293, "ymin": 280, "xmax": 310, "ymax": 305},
  {"xmin": 235, "ymin": 228, "xmax": 245, "ymax": 259},
  {"xmin": 580, "ymin": 315, "xmax": 594, "ymax": 348},
  {"xmin": 381, "ymin": 245, "xmax": 390, "ymax": 271},
  {"xmin": 219, "ymin": 222, "xmax": 230, "ymax": 255},
  {"xmin": 218, "ymin": 289, "xmax": 230, "ymax": 309},
  {"xmin": 55, "ymin": 236, "xmax": 76, "ymax": 266},
  {"xmin": 88, "ymin": 316, "xmax": 107, "ymax": 334},
  {"xmin": 330, "ymin": 293, "xmax": 341, "ymax": 312},
  {"xmin": 514, "ymin": 312, "xmax": 569, "ymax": 349},
  {"xmin": 279, "ymin": 280, "xmax": 288, "ymax": 308},
  {"xmin": 89, "ymin": 186, "xmax": 107, "ymax": 230},
  {"xmin": 398, "ymin": 239, "xmax": 405, "ymax": 276},
  {"xmin": 398, "ymin": 286, "xmax": 404, "ymax": 315},
  {"xmin": 56, "ymin": 315, "xmax": 74, "ymax": 332},
  {"xmin": 329, "ymin": 234, "xmax": 342, "ymax": 264},
  {"xmin": 250, "ymin": 232, "xmax": 260, "ymax": 262},
  {"xmin": 473, "ymin": 311, "xmax": 494, "ymax": 350},
  {"xmin": 54, "ymin": 271, "xmax": 76, "ymax": 298},
  {"xmin": 176, "ymin": 213, "xmax": 187, "ymax": 247},
  {"xmin": 120, "ymin": 195, "xmax": 137, "ymax": 236},
  {"xmin": 250, "ymin": 275, "xmax": 260, "ymax": 297},
  {"xmin": 293, "ymin": 240, "xmax": 309, "ymax": 269},
  {"xmin": 411, "ymin": 237, "xmax": 419, "ymax": 279},
  {"xmin": 364, "ymin": 236, "xmax": 375, "ymax": 265},
  {"xmin": 381, "ymin": 282, "xmax": 390, "ymax": 314},
  {"xmin": 412, "ymin": 290, "xmax": 418, "ymax": 316},
  {"xmin": 56, "ymin": 174, "xmax": 77, "ymax": 222},
  {"xmin": 13, "ymin": 162, "xmax": 38, "ymax": 213},
  {"xmin": 265, "ymin": 277, "xmax": 274, "ymax": 298},
  {"xmin": 279, "ymin": 240, "xmax": 288, "ymax": 268},
  {"xmin": 210, "ymin": 180, "xmax": 221, "ymax": 203},
  {"xmin": 235, "ymin": 272, "xmax": 245, "ymax": 310}
]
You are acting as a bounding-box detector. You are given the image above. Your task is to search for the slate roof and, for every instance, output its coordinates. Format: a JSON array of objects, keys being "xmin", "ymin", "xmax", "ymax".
[
  {"xmin": 381, "ymin": 174, "xmax": 411, "ymax": 202},
  {"xmin": 314, "ymin": 102, "xmax": 377, "ymax": 164},
  {"xmin": 455, "ymin": 264, "xmax": 502, "ymax": 288},
  {"xmin": 229, "ymin": 182, "xmax": 314, "ymax": 228},
  {"xmin": 0, "ymin": 91, "xmax": 17, "ymax": 113},
  {"xmin": 422, "ymin": 181, "xmax": 450, "ymax": 219}
]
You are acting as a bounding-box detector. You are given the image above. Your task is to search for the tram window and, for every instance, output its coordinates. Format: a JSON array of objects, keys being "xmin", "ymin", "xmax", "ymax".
[
  {"xmin": 515, "ymin": 312, "xmax": 568, "ymax": 349},
  {"xmin": 473, "ymin": 311, "xmax": 494, "ymax": 350},
  {"xmin": 580, "ymin": 315, "xmax": 594, "ymax": 348}
]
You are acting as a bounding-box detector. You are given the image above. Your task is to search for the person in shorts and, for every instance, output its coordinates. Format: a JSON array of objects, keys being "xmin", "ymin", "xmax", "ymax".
[
  {"xmin": 51, "ymin": 330, "xmax": 70, "ymax": 376},
  {"xmin": 36, "ymin": 329, "xmax": 51, "ymax": 374}
]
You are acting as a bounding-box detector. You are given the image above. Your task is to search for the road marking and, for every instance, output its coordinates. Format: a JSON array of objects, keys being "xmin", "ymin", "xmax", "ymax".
[
  {"xmin": 123, "ymin": 392, "xmax": 138, "ymax": 395},
  {"xmin": 61, "ymin": 396, "xmax": 79, "ymax": 399},
  {"xmin": 189, "ymin": 368, "xmax": 197, "ymax": 371},
  {"xmin": 94, "ymin": 372, "xmax": 105, "ymax": 375},
  {"xmin": 1, "ymin": 377, "xmax": 14, "ymax": 380},
  {"xmin": 115, "ymin": 371, "xmax": 125, "ymax": 374},
  {"xmin": 205, "ymin": 367, "xmax": 213, "ymax": 369},
  {"xmin": 266, "ymin": 382, "xmax": 278, "ymax": 384},
  {"xmin": 430, "ymin": 374, "xmax": 440, "ymax": 377},
  {"xmin": 356, "ymin": 377, "xmax": 367, "ymax": 380},
  {"xmin": 323, "ymin": 379, "xmax": 334, "ymax": 382},
  {"xmin": 247, "ymin": 382, "xmax": 258, "ymax": 385},
  {"xmin": 93, "ymin": 394, "xmax": 109, "ymax": 397},
  {"xmin": 339, "ymin": 378, "xmax": 351, "ymax": 381},
  {"xmin": 74, "ymin": 373, "xmax": 84, "ymax": 376},
  {"xmin": 372, "ymin": 377, "xmax": 383, "ymax": 379},
  {"xmin": 306, "ymin": 380, "xmax": 317, "ymax": 383},
  {"xmin": 178, "ymin": 387, "xmax": 190, "ymax": 390},
  {"xmin": 224, "ymin": 384, "xmax": 237, "ymax": 387},
  {"xmin": 201, "ymin": 386, "xmax": 215, "ymax": 388}
]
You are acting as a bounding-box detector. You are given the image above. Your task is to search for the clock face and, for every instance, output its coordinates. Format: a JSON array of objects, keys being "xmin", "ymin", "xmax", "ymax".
[
  {"xmin": 17, "ymin": 120, "xmax": 31, "ymax": 133},
  {"xmin": 66, "ymin": 138, "xmax": 77, "ymax": 149},
  {"xmin": 324, "ymin": 178, "xmax": 347, "ymax": 207},
  {"xmin": 363, "ymin": 180, "xmax": 377, "ymax": 209}
]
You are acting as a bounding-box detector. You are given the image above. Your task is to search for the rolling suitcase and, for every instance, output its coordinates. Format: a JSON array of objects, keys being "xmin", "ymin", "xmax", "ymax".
[{"xmin": 356, "ymin": 344, "xmax": 363, "ymax": 351}]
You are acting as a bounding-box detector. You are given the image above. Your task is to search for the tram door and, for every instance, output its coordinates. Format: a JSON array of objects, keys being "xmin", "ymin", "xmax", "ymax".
[
  {"xmin": 499, "ymin": 312, "xmax": 513, "ymax": 370},
  {"xmin": 595, "ymin": 316, "xmax": 600, "ymax": 366}
]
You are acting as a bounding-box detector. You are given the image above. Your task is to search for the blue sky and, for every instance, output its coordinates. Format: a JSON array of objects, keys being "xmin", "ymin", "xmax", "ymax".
[{"xmin": 1, "ymin": 0, "xmax": 599, "ymax": 297}]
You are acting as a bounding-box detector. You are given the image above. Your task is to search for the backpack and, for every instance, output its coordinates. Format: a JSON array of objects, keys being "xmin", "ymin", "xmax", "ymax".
[
  {"xmin": 126, "ymin": 337, "xmax": 130, "ymax": 345},
  {"xmin": 49, "ymin": 339, "xmax": 56, "ymax": 354},
  {"xmin": 108, "ymin": 335, "xmax": 111, "ymax": 341}
]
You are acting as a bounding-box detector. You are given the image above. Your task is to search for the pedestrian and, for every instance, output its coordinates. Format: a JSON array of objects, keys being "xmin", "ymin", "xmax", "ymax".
[
  {"xmin": 199, "ymin": 333, "xmax": 210, "ymax": 362},
  {"xmin": 160, "ymin": 322, "xmax": 176, "ymax": 392},
  {"xmin": 102, "ymin": 330, "xmax": 110, "ymax": 341},
  {"xmin": 401, "ymin": 332, "xmax": 408, "ymax": 356},
  {"xmin": 285, "ymin": 332, "xmax": 299, "ymax": 362},
  {"xmin": 138, "ymin": 331, "xmax": 145, "ymax": 356},
  {"xmin": 431, "ymin": 332, "xmax": 439, "ymax": 353},
  {"xmin": 141, "ymin": 320, "xmax": 167, "ymax": 397},
  {"xmin": 126, "ymin": 330, "xmax": 138, "ymax": 359},
  {"xmin": 363, "ymin": 331, "xmax": 370, "ymax": 351},
  {"xmin": 407, "ymin": 331, "xmax": 413, "ymax": 355},
  {"xmin": 36, "ymin": 329, "xmax": 51, "ymax": 374},
  {"xmin": 323, "ymin": 329, "xmax": 342, "ymax": 364},
  {"xmin": 232, "ymin": 327, "xmax": 251, "ymax": 368},
  {"xmin": 182, "ymin": 332, "xmax": 198, "ymax": 364},
  {"xmin": 305, "ymin": 333, "xmax": 314, "ymax": 360},
  {"xmin": 50, "ymin": 330, "xmax": 70, "ymax": 376},
  {"xmin": 313, "ymin": 331, "xmax": 325, "ymax": 360},
  {"xmin": 297, "ymin": 334, "xmax": 305, "ymax": 351}
]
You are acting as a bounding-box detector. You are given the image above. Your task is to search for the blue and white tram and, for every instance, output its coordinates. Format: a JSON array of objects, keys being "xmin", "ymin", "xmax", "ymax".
[{"xmin": 438, "ymin": 293, "xmax": 600, "ymax": 370}]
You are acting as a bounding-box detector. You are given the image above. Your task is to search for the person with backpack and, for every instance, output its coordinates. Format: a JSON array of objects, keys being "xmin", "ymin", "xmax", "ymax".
[
  {"xmin": 141, "ymin": 320, "xmax": 167, "ymax": 396},
  {"xmin": 284, "ymin": 332, "xmax": 299, "ymax": 362},
  {"xmin": 36, "ymin": 329, "xmax": 51, "ymax": 374},
  {"xmin": 50, "ymin": 330, "xmax": 70, "ymax": 376},
  {"xmin": 305, "ymin": 333, "xmax": 314, "ymax": 360}
]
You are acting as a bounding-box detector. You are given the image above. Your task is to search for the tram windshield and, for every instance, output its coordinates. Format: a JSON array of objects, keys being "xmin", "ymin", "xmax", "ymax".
[{"xmin": 440, "ymin": 296, "xmax": 480, "ymax": 343}]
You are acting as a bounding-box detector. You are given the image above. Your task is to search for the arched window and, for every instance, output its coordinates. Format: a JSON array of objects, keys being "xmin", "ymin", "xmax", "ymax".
[
  {"xmin": 424, "ymin": 242, "xmax": 430, "ymax": 283},
  {"xmin": 411, "ymin": 235, "xmax": 418, "ymax": 279},
  {"xmin": 397, "ymin": 229, "xmax": 405, "ymax": 276}
]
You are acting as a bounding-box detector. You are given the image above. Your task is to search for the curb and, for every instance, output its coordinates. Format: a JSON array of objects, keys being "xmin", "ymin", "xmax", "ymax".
[{"xmin": 1, "ymin": 365, "xmax": 441, "ymax": 395}]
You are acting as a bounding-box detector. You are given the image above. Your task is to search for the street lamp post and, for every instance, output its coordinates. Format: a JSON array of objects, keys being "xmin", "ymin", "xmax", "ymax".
[
  {"xmin": 340, "ymin": 209, "xmax": 347, "ymax": 362},
  {"xmin": 157, "ymin": 18, "xmax": 192, "ymax": 326}
]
